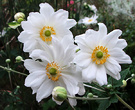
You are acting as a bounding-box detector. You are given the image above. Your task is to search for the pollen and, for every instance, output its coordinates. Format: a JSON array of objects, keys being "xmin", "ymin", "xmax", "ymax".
[
  {"xmin": 91, "ymin": 46, "xmax": 110, "ymax": 65},
  {"xmin": 46, "ymin": 61, "xmax": 61, "ymax": 81},
  {"xmin": 88, "ymin": 19, "xmax": 92, "ymax": 22},
  {"xmin": 40, "ymin": 26, "xmax": 56, "ymax": 43}
]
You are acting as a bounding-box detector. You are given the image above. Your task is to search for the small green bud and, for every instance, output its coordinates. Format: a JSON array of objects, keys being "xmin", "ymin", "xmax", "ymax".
[
  {"xmin": 107, "ymin": 84, "xmax": 112, "ymax": 89},
  {"xmin": 131, "ymin": 74, "xmax": 135, "ymax": 77},
  {"xmin": 6, "ymin": 59, "xmax": 11, "ymax": 63},
  {"xmin": 121, "ymin": 80, "xmax": 127, "ymax": 88},
  {"xmin": 17, "ymin": 18, "xmax": 24, "ymax": 23},
  {"xmin": 16, "ymin": 56, "xmax": 23, "ymax": 63},
  {"xmin": 17, "ymin": 85, "xmax": 20, "ymax": 89},
  {"xmin": 83, "ymin": 2, "xmax": 87, "ymax": 6},
  {"xmin": 14, "ymin": 12, "xmax": 25, "ymax": 21},
  {"xmin": 131, "ymin": 78, "xmax": 135, "ymax": 84},
  {"xmin": 87, "ymin": 93, "xmax": 93, "ymax": 98},
  {"xmin": 52, "ymin": 86, "xmax": 67, "ymax": 101}
]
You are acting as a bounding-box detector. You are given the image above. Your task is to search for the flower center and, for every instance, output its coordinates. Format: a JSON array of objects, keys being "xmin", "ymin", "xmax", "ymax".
[
  {"xmin": 40, "ymin": 26, "xmax": 56, "ymax": 42},
  {"xmin": 88, "ymin": 19, "xmax": 92, "ymax": 22},
  {"xmin": 91, "ymin": 46, "xmax": 110, "ymax": 64},
  {"xmin": 46, "ymin": 61, "xmax": 61, "ymax": 81}
]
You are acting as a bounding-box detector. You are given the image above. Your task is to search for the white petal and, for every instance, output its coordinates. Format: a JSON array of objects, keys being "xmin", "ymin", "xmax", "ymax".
[
  {"xmin": 18, "ymin": 31, "xmax": 31, "ymax": 43},
  {"xmin": 39, "ymin": 3, "xmax": 54, "ymax": 20},
  {"xmin": 25, "ymin": 71, "xmax": 45, "ymax": 88},
  {"xmin": 109, "ymin": 48, "xmax": 132, "ymax": 64},
  {"xmin": 96, "ymin": 65, "xmax": 107, "ymax": 85},
  {"xmin": 74, "ymin": 52, "xmax": 91, "ymax": 68},
  {"xmin": 68, "ymin": 98, "xmax": 77, "ymax": 106},
  {"xmin": 75, "ymin": 35, "xmax": 91, "ymax": 53},
  {"xmin": 106, "ymin": 69, "xmax": 121, "ymax": 80},
  {"xmin": 28, "ymin": 12, "xmax": 45, "ymax": 28},
  {"xmin": 36, "ymin": 80, "xmax": 54, "ymax": 102},
  {"xmin": 24, "ymin": 59, "xmax": 44, "ymax": 73},
  {"xmin": 62, "ymin": 74, "xmax": 79, "ymax": 95},
  {"xmin": 115, "ymin": 39, "xmax": 127, "ymax": 49},
  {"xmin": 78, "ymin": 82, "xmax": 85, "ymax": 95},
  {"xmin": 66, "ymin": 19, "xmax": 76, "ymax": 29},
  {"xmin": 101, "ymin": 29, "xmax": 122, "ymax": 49},
  {"xmin": 82, "ymin": 62, "xmax": 97, "ymax": 82},
  {"xmin": 30, "ymin": 49, "xmax": 51, "ymax": 63},
  {"xmin": 105, "ymin": 57, "xmax": 121, "ymax": 75},
  {"xmin": 98, "ymin": 23, "xmax": 107, "ymax": 38}
]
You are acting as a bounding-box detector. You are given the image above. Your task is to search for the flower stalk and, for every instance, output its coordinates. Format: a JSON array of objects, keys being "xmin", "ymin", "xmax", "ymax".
[
  {"xmin": 83, "ymin": 84, "xmax": 105, "ymax": 92},
  {"xmin": 115, "ymin": 94, "xmax": 134, "ymax": 110},
  {"xmin": 0, "ymin": 65, "xmax": 27, "ymax": 76},
  {"xmin": 67, "ymin": 95, "xmax": 110, "ymax": 100}
]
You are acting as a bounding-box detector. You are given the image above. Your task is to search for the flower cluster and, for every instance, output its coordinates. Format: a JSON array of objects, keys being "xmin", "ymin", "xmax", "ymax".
[{"xmin": 18, "ymin": 2, "xmax": 132, "ymax": 106}]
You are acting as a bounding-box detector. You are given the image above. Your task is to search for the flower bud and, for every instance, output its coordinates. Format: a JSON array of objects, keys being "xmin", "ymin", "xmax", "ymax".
[
  {"xmin": 131, "ymin": 74, "xmax": 135, "ymax": 78},
  {"xmin": 52, "ymin": 86, "xmax": 67, "ymax": 101},
  {"xmin": 87, "ymin": 93, "xmax": 93, "ymax": 98},
  {"xmin": 14, "ymin": 12, "xmax": 25, "ymax": 21},
  {"xmin": 17, "ymin": 18, "xmax": 24, "ymax": 23},
  {"xmin": 106, "ymin": 84, "xmax": 112, "ymax": 89},
  {"xmin": 131, "ymin": 78, "xmax": 135, "ymax": 84},
  {"xmin": 121, "ymin": 80, "xmax": 127, "ymax": 88},
  {"xmin": 15, "ymin": 56, "xmax": 23, "ymax": 63},
  {"xmin": 5, "ymin": 59, "xmax": 11, "ymax": 63}
]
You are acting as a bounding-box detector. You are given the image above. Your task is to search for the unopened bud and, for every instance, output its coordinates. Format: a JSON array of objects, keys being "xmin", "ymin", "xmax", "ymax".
[
  {"xmin": 16, "ymin": 56, "xmax": 23, "ymax": 63},
  {"xmin": 17, "ymin": 18, "xmax": 24, "ymax": 23},
  {"xmin": 107, "ymin": 84, "xmax": 112, "ymax": 89},
  {"xmin": 52, "ymin": 86, "xmax": 67, "ymax": 101},
  {"xmin": 87, "ymin": 93, "xmax": 93, "ymax": 98},
  {"xmin": 6, "ymin": 59, "xmax": 11, "ymax": 63},
  {"xmin": 14, "ymin": 12, "xmax": 25, "ymax": 21},
  {"xmin": 131, "ymin": 78, "xmax": 135, "ymax": 84},
  {"xmin": 121, "ymin": 80, "xmax": 127, "ymax": 88},
  {"xmin": 131, "ymin": 74, "xmax": 135, "ymax": 78}
]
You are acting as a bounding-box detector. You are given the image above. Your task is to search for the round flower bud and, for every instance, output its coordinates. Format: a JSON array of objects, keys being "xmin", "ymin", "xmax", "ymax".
[
  {"xmin": 17, "ymin": 18, "xmax": 24, "ymax": 23},
  {"xmin": 131, "ymin": 78, "xmax": 135, "ymax": 84},
  {"xmin": 121, "ymin": 80, "xmax": 127, "ymax": 88},
  {"xmin": 87, "ymin": 93, "xmax": 93, "ymax": 98},
  {"xmin": 14, "ymin": 12, "xmax": 25, "ymax": 21},
  {"xmin": 16, "ymin": 56, "xmax": 23, "ymax": 63},
  {"xmin": 106, "ymin": 84, "xmax": 112, "ymax": 89},
  {"xmin": 131, "ymin": 74, "xmax": 135, "ymax": 78},
  {"xmin": 6, "ymin": 59, "xmax": 11, "ymax": 63},
  {"xmin": 52, "ymin": 86, "xmax": 67, "ymax": 101}
]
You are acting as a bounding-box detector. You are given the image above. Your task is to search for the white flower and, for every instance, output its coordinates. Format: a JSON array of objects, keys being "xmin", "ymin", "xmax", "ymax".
[
  {"xmin": 88, "ymin": 5, "xmax": 97, "ymax": 13},
  {"xmin": 0, "ymin": 29, "xmax": 6, "ymax": 37},
  {"xmin": 78, "ymin": 15, "xmax": 98, "ymax": 25},
  {"xmin": 24, "ymin": 36, "xmax": 85, "ymax": 106},
  {"xmin": 18, "ymin": 2, "xmax": 76, "ymax": 53},
  {"xmin": 74, "ymin": 23, "xmax": 132, "ymax": 85}
]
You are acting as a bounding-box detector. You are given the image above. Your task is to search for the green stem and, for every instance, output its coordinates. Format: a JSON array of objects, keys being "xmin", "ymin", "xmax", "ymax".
[
  {"xmin": 83, "ymin": 84, "xmax": 105, "ymax": 92},
  {"xmin": 0, "ymin": 65, "xmax": 27, "ymax": 76},
  {"xmin": 67, "ymin": 95, "xmax": 110, "ymax": 100},
  {"xmin": 65, "ymin": 99, "xmax": 75, "ymax": 110},
  {"xmin": 93, "ymin": 82, "xmax": 105, "ymax": 90},
  {"xmin": 115, "ymin": 94, "xmax": 134, "ymax": 110},
  {"xmin": 7, "ymin": 63, "xmax": 13, "ymax": 89}
]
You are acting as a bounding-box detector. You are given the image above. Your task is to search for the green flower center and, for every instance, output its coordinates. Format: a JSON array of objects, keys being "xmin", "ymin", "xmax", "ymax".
[
  {"xmin": 49, "ymin": 67, "xmax": 57, "ymax": 75},
  {"xmin": 96, "ymin": 51, "xmax": 103, "ymax": 59},
  {"xmin": 45, "ymin": 30, "xmax": 51, "ymax": 37}
]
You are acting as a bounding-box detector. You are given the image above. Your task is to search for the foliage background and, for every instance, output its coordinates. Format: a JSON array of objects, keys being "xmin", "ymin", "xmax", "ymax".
[{"xmin": 0, "ymin": 0, "xmax": 135, "ymax": 110}]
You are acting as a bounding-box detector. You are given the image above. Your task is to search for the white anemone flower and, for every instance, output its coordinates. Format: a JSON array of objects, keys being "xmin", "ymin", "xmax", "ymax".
[
  {"xmin": 78, "ymin": 15, "xmax": 98, "ymax": 25},
  {"xmin": 18, "ymin": 2, "xmax": 76, "ymax": 52},
  {"xmin": 74, "ymin": 23, "xmax": 132, "ymax": 85},
  {"xmin": 24, "ymin": 36, "xmax": 85, "ymax": 106},
  {"xmin": 88, "ymin": 5, "xmax": 97, "ymax": 13}
]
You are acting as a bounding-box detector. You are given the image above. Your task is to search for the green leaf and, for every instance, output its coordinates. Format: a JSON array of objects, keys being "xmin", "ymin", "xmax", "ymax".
[
  {"xmin": 42, "ymin": 99, "xmax": 56, "ymax": 110},
  {"xmin": 8, "ymin": 21, "xmax": 21, "ymax": 29},
  {"xmin": 97, "ymin": 95, "xmax": 118, "ymax": 110}
]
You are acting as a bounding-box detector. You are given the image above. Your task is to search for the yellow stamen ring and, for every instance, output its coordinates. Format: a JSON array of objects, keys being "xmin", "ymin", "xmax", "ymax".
[
  {"xmin": 91, "ymin": 46, "xmax": 110, "ymax": 65},
  {"xmin": 40, "ymin": 26, "xmax": 56, "ymax": 42},
  {"xmin": 46, "ymin": 61, "xmax": 61, "ymax": 81},
  {"xmin": 88, "ymin": 19, "xmax": 92, "ymax": 22}
]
